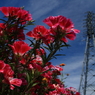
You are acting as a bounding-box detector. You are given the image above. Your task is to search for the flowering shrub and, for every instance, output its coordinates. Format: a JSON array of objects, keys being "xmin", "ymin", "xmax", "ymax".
[{"xmin": 0, "ymin": 6, "xmax": 80, "ymax": 95}]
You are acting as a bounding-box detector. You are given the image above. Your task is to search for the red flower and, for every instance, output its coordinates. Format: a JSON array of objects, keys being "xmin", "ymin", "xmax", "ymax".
[
  {"xmin": 0, "ymin": 60, "xmax": 14, "ymax": 77},
  {"xmin": 9, "ymin": 41, "xmax": 32, "ymax": 56},
  {"xmin": 0, "ymin": 7, "xmax": 9, "ymax": 16},
  {"xmin": 0, "ymin": 7, "xmax": 32, "ymax": 24},
  {"xmin": 3, "ymin": 64, "xmax": 14, "ymax": 77},
  {"xmin": 31, "ymin": 55, "xmax": 43, "ymax": 65},
  {"xmin": 36, "ymin": 48, "xmax": 45, "ymax": 56},
  {"xmin": 61, "ymin": 31, "xmax": 76, "ymax": 42},
  {"xmin": 27, "ymin": 25, "xmax": 48, "ymax": 39},
  {"xmin": 29, "ymin": 55, "xmax": 43, "ymax": 71},
  {"xmin": 20, "ymin": 78, "xmax": 28, "ymax": 86},
  {"xmin": 0, "ymin": 23, "xmax": 5, "ymax": 29},
  {"xmin": 43, "ymin": 15, "xmax": 80, "ymax": 42},
  {"xmin": 0, "ymin": 60, "xmax": 22, "ymax": 90},
  {"xmin": 0, "ymin": 60, "xmax": 6, "ymax": 73},
  {"xmin": 17, "ymin": 31, "xmax": 25, "ymax": 40},
  {"xmin": 16, "ymin": 9, "xmax": 32, "ymax": 24},
  {"xmin": 28, "ymin": 63, "xmax": 42, "ymax": 72},
  {"xmin": 27, "ymin": 25, "xmax": 54, "ymax": 44},
  {"xmin": 51, "ymin": 65, "xmax": 63, "ymax": 71},
  {"xmin": 0, "ymin": 23, "xmax": 6, "ymax": 36},
  {"xmin": 9, "ymin": 78, "xmax": 22, "ymax": 90},
  {"xmin": 19, "ymin": 58, "xmax": 26, "ymax": 65},
  {"xmin": 5, "ymin": 25, "xmax": 25, "ymax": 40}
]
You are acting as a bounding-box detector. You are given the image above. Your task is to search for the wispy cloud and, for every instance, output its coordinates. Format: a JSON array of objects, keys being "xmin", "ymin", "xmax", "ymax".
[
  {"xmin": 53, "ymin": 55, "xmax": 84, "ymax": 89},
  {"xmin": 64, "ymin": 56, "xmax": 84, "ymax": 89},
  {"xmin": 64, "ymin": 56, "xmax": 83, "ymax": 72},
  {"xmin": 65, "ymin": 74, "xmax": 81, "ymax": 90},
  {"xmin": 27, "ymin": 0, "xmax": 59, "ymax": 20}
]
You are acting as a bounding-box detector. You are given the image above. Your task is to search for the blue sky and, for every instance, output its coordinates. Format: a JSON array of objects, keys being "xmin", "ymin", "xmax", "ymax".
[{"xmin": 0, "ymin": 0, "xmax": 95, "ymax": 90}]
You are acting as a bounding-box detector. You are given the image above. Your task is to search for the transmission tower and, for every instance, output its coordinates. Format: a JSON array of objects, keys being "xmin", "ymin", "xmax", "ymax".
[{"xmin": 79, "ymin": 12, "xmax": 95, "ymax": 95}]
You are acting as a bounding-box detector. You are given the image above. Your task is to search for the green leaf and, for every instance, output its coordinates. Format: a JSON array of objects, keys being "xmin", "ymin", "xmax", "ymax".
[
  {"xmin": 31, "ymin": 82, "xmax": 38, "ymax": 87},
  {"xmin": 26, "ymin": 72, "xmax": 30, "ymax": 82},
  {"xmin": 27, "ymin": 20, "xmax": 35, "ymax": 25}
]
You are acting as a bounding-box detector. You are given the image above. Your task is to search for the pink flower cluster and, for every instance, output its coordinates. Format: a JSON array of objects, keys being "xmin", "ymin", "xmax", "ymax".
[
  {"xmin": 0, "ymin": 60, "xmax": 22, "ymax": 90},
  {"xmin": 0, "ymin": 7, "xmax": 80, "ymax": 95},
  {"xmin": 0, "ymin": 23, "xmax": 25, "ymax": 40}
]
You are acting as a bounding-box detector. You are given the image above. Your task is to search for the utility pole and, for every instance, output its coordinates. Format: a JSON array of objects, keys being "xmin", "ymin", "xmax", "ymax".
[{"xmin": 79, "ymin": 11, "xmax": 95, "ymax": 95}]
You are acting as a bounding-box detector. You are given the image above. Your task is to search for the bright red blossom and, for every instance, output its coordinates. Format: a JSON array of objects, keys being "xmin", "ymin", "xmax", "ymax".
[
  {"xmin": 27, "ymin": 25, "xmax": 54, "ymax": 44},
  {"xmin": 19, "ymin": 58, "xmax": 26, "ymax": 65},
  {"xmin": 0, "ymin": 7, "xmax": 32, "ymax": 24},
  {"xmin": 0, "ymin": 60, "xmax": 22, "ymax": 90},
  {"xmin": 27, "ymin": 25, "xmax": 48, "ymax": 39},
  {"xmin": 9, "ymin": 78, "xmax": 22, "ymax": 90},
  {"xmin": 9, "ymin": 41, "xmax": 32, "ymax": 56},
  {"xmin": 36, "ymin": 48, "xmax": 45, "ymax": 56},
  {"xmin": 0, "ymin": 60, "xmax": 6, "ymax": 73},
  {"xmin": 7, "ymin": 26, "xmax": 25, "ymax": 40},
  {"xmin": 43, "ymin": 15, "xmax": 80, "ymax": 42},
  {"xmin": 0, "ymin": 23, "xmax": 6, "ymax": 36},
  {"xmin": 3, "ymin": 64, "xmax": 14, "ymax": 77},
  {"xmin": 0, "ymin": 23, "xmax": 25, "ymax": 40},
  {"xmin": 28, "ymin": 55, "xmax": 43, "ymax": 71}
]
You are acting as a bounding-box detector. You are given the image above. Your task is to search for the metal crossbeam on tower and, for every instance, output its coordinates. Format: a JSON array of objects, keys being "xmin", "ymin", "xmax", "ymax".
[{"xmin": 79, "ymin": 11, "xmax": 95, "ymax": 95}]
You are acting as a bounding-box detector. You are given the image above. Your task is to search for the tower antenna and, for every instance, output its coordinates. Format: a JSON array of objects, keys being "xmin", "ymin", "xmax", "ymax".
[{"xmin": 79, "ymin": 11, "xmax": 95, "ymax": 95}]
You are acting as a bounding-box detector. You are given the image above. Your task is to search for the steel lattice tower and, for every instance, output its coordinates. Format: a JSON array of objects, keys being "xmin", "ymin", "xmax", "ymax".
[{"xmin": 79, "ymin": 12, "xmax": 95, "ymax": 95}]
